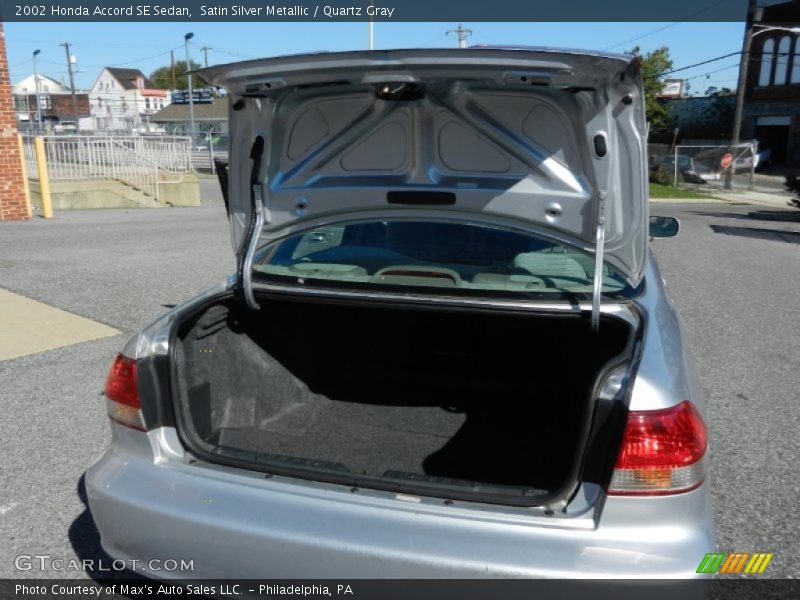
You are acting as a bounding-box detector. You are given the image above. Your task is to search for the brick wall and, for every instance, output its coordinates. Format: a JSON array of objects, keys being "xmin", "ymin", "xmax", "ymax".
[
  {"xmin": 14, "ymin": 93, "xmax": 91, "ymax": 122},
  {"xmin": 0, "ymin": 22, "xmax": 29, "ymax": 221}
]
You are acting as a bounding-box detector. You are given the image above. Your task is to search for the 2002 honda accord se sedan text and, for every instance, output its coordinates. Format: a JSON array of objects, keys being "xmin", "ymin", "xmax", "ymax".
[{"xmin": 86, "ymin": 47, "xmax": 714, "ymax": 587}]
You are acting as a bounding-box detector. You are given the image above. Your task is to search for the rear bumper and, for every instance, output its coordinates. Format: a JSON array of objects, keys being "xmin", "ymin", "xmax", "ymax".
[{"xmin": 85, "ymin": 428, "xmax": 714, "ymax": 583}]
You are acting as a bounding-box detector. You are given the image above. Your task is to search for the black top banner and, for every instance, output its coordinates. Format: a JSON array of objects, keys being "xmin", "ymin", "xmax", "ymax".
[{"xmin": 0, "ymin": 0, "xmax": 756, "ymax": 22}]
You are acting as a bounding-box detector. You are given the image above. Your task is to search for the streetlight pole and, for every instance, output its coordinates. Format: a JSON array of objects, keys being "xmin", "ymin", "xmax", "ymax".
[
  {"xmin": 368, "ymin": 1, "xmax": 374, "ymax": 50},
  {"xmin": 32, "ymin": 49, "xmax": 42, "ymax": 129},
  {"xmin": 184, "ymin": 32, "xmax": 195, "ymax": 137}
]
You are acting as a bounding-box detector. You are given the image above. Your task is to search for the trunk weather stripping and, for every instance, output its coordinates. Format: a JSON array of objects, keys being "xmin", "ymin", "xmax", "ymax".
[{"xmin": 241, "ymin": 136, "xmax": 266, "ymax": 310}]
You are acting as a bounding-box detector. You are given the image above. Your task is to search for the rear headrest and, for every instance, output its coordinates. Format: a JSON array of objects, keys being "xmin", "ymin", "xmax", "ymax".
[{"xmin": 512, "ymin": 253, "xmax": 588, "ymax": 282}]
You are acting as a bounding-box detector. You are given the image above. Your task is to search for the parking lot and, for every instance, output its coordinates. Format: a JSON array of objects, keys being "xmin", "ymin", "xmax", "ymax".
[{"xmin": 0, "ymin": 189, "xmax": 798, "ymax": 578}]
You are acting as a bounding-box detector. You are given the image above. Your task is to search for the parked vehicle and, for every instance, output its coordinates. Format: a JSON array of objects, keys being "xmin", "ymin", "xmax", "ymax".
[
  {"xmin": 735, "ymin": 144, "xmax": 772, "ymax": 172},
  {"xmin": 87, "ymin": 48, "xmax": 713, "ymax": 588},
  {"xmin": 650, "ymin": 154, "xmax": 710, "ymax": 184},
  {"xmin": 53, "ymin": 120, "xmax": 76, "ymax": 133}
]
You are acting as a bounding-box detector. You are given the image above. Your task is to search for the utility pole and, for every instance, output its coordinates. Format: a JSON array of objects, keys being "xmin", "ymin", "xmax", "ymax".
[
  {"xmin": 170, "ymin": 50, "xmax": 177, "ymax": 89},
  {"xmin": 60, "ymin": 42, "xmax": 80, "ymax": 132},
  {"xmin": 447, "ymin": 24, "xmax": 472, "ymax": 49},
  {"xmin": 726, "ymin": 0, "xmax": 759, "ymax": 190},
  {"xmin": 200, "ymin": 46, "xmax": 212, "ymax": 68}
]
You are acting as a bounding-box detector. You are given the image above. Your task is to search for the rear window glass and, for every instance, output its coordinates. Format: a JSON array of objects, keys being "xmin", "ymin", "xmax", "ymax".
[{"xmin": 253, "ymin": 220, "xmax": 628, "ymax": 296}]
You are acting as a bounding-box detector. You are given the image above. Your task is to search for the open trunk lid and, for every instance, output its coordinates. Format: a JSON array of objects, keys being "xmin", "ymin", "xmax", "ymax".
[{"xmin": 198, "ymin": 48, "xmax": 648, "ymax": 319}]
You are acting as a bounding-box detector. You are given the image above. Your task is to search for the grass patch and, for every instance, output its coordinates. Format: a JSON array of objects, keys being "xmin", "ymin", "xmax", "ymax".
[{"xmin": 649, "ymin": 182, "xmax": 719, "ymax": 200}]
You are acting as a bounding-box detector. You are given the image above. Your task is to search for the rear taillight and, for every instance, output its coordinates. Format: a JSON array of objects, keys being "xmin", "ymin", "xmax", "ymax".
[
  {"xmin": 104, "ymin": 354, "xmax": 146, "ymax": 431},
  {"xmin": 608, "ymin": 401, "xmax": 707, "ymax": 496}
]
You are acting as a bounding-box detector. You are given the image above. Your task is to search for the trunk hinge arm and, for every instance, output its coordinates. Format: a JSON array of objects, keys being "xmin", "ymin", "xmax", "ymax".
[
  {"xmin": 240, "ymin": 135, "xmax": 267, "ymax": 311},
  {"xmin": 591, "ymin": 191, "xmax": 607, "ymax": 333},
  {"xmin": 240, "ymin": 183, "xmax": 268, "ymax": 310}
]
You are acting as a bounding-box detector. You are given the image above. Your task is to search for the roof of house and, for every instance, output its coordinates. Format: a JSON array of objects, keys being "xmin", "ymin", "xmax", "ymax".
[
  {"xmin": 151, "ymin": 96, "xmax": 229, "ymax": 122},
  {"xmin": 105, "ymin": 67, "xmax": 156, "ymax": 90},
  {"xmin": 13, "ymin": 73, "xmax": 66, "ymax": 92}
]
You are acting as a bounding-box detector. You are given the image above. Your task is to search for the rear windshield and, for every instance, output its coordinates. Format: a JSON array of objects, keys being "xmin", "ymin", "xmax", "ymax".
[{"xmin": 252, "ymin": 220, "xmax": 630, "ymax": 297}]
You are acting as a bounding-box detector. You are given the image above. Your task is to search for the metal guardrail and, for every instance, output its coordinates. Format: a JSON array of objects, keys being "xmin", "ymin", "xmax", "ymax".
[{"xmin": 20, "ymin": 135, "xmax": 193, "ymax": 202}]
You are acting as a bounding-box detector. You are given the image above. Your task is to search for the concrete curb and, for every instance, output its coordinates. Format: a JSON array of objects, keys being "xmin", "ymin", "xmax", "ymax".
[{"xmin": 650, "ymin": 197, "xmax": 726, "ymax": 204}]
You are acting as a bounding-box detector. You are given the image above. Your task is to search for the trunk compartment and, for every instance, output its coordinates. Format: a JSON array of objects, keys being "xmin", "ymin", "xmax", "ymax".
[{"xmin": 173, "ymin": 295, "xmax": 634, "ymax": 505}]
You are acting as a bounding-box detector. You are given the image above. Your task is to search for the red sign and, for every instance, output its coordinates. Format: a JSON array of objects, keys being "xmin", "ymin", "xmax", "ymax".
[{"xmin": 720, "ymin": 153, "xmax": 733, "ymax": 169}]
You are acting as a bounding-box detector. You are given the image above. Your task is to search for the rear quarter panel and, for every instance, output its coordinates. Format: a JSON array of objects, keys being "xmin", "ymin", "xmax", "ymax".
[{"xmin": 630, "ymin": 252, "xmax": 707, "ymax": 418}]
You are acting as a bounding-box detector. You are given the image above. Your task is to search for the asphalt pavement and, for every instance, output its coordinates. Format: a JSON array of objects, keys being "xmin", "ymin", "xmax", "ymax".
[{"xmin": 0, "ymin": 191, "xmax": 798, "ymax": 579}]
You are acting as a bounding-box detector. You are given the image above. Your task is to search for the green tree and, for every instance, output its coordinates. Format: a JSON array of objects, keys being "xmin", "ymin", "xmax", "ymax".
[
  {"xmin": 149, "ymin": 59, "xmax": 203, "ymax": 90},
  {"xmin": 630, "ymin": 46, "xmax": 673, "ymax": 136}
]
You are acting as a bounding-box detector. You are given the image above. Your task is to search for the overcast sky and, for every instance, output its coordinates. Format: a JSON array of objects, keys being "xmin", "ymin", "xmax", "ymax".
[{"xmin": 5, "ymin": 21, "xmax": 746, "ymax": 95}]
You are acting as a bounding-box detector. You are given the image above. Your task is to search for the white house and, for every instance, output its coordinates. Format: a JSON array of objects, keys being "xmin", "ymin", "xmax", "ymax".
[
  {"xmin": 88, "ymin": 67, "xmax": 170, "ymax": 131},
  {"xmin": 13, "ymin": 73, "xmax": 66, "ymax": 95}
]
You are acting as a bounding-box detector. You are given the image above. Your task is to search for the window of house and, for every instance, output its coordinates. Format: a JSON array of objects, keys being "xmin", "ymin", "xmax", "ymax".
[
  {"xmin": 775, "ymin": 36, "xmax": 792, "ymax": 85},
  {"xmin": 145, "ymin": 98, "xmax": 151, "ymax": 109},
  {"xmin": 759, "ymin": 38, "xmax": 775, "ymax": 86},
  {"xmin": 792, "ymin": 39, "xmax": 800, "ymax": 84}
]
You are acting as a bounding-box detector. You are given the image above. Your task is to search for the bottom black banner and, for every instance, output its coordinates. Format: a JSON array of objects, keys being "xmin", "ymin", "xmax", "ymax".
[{"xmin": 2, "ymin": 579, "xmax": 799, "ymax": 600}]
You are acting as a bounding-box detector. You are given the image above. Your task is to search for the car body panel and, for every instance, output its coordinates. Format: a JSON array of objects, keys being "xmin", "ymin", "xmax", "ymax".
[{"xmin": 86, "ymin": 420, "xmax": 713, "ymax": 580}]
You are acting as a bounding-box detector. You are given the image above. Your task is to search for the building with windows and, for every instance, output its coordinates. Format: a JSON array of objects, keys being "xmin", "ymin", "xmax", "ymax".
[
  {"xmin": 12, "ymin": 74, "xmax": 84, "ymax": 126},
  {"xmin": 88, "ymin": 67, "xmax": 170, "ymax": 131},
  {"xmin": 742, "ymin": 0, "xmax": 800, "ymax": 166},
  {"xmin": 150, "ymin": 95, "xmax": 228, "ymax": 136}
]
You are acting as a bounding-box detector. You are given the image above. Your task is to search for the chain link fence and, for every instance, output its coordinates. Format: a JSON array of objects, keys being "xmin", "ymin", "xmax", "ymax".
[
  {"xmin": 188, "ymin": 133, "xmax": 229, "ymax": 173},
  {"xmin": 649, "ymin": 142, "xmax": 761, "ymax": 192}
]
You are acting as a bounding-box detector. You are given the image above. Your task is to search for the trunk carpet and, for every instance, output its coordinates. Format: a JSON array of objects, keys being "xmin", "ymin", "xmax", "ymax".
[{"xmin": 177, "ymin": 298, "xmax": 631, "ymax": 492}]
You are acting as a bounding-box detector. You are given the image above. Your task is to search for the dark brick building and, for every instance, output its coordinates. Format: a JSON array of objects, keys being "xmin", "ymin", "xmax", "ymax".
[
  {"xmin": 14, "ymin": 92, "xmax": 91, "ymax": 124},
  {"xmin": 742, "ymin": 0, "xmax": 800, "ymax": 165}
]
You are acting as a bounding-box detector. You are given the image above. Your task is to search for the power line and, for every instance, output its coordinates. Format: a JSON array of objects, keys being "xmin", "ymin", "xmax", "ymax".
[
  {"xmin": 604, "ymin": 0, "xmax": 731, "ymax": 50},
  {"xmin": 409, "ymin": 32, "xmax": 448, "ymax": 49},
  {"xmin": 109, "ymin": 46, "xmax": 183, "ymax": 67},
  {"xmin": 654, "ymin": 49, "xmax": 796, "ymax": 82},
  {"xmin": 658, "ymin": 51, "xmax": 742, "ymax": 77},
  {"xmin": 683, "ymin": 62, "xmax": 742, "ymax": 81},
  {"xmin": 202, "ymin": 45, "xmax": 254, "ymax": 60},
  {"xmin": 605, "ymin": 22, "xmax": 685, "ymax": 51}
]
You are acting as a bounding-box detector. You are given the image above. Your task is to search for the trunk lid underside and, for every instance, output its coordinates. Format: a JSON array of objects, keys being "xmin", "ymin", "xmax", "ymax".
[{"xmin": 199, "ymin": 48, "xmax": 648, "ymax": 288}]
